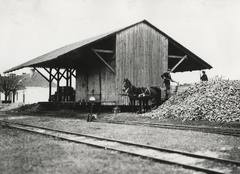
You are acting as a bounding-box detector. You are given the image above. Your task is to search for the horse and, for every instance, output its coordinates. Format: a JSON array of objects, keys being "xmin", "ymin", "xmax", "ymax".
[
  {"xmin": 122, "ymin": 78, "xmax": 146, "ymax": 112},
  {"xmin": 122, "ymin": 78, "xmax": 162, "ymax": 113}
]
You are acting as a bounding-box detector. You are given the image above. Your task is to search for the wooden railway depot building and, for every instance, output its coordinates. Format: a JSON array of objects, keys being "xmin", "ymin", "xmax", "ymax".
[{"xmin": 5, "ymin": 20, "xmax": 212, "ymax": 106}]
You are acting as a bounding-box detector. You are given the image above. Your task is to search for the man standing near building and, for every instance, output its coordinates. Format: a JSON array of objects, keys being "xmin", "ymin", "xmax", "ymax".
[
  {"xmin": 161, "ymin": 69, "xmax": 176, "ymax": 100},
  {"xmin": 200, "ymin": 71, "xmax": 208, "ymax": 81}
]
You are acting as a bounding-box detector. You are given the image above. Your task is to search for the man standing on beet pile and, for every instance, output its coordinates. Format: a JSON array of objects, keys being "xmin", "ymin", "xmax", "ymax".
[
  {"xmin": 200, "ymin": 71, "xmax": 208, "ymax": 81},
  {"xmin": 161, "ymin": 68, "xmax": 176, "ymax": 100}
]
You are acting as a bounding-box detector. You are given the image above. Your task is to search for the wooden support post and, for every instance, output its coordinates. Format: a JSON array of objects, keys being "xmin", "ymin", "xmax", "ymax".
[
  {"xmin": 66, "ymin": 69, "xmax": 70, "ymax": 102},
  {"xmin": 70, "ymin": 69, "xmax": 76, "ymax": 78},
  {"xmin": 48, "ymin": 68, "xmax": 52, "ymax": 102},
  {"xmin": 69, "ymin": 69, "xmax": 72, "ymax": 88},
  {"xmin": 56, "ymin": 68, "xmax": 60, "ymax": 102},
  {"xmin": 66, "ymin": 69, "xmax": 69, "ymax": 87},
  {"xmin": 63, "ymin": 69, "xmax": 67, "ymax": 101},
  {"xmin": 99, "ymin": 66, "xmax": 101, "ymax": 102}
]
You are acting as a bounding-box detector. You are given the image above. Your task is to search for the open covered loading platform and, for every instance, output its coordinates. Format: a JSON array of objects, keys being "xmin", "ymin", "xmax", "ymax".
[{"xmin": 4, "ymin": 20, "xmax": 212, "ymax": 108}]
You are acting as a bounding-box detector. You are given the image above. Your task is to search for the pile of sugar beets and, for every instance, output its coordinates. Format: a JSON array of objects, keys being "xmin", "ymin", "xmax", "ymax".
[{"xmin": 147, "ymin": 77, "xmax": 240, "ymax": 122}]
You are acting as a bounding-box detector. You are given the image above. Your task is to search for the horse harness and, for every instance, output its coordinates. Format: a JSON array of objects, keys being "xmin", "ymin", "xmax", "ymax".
[
  {"xmin": 124, "ymin": 85, "xmax": 137, "ymax": 98},
  {"xmin": 124, "ymin": 84, "xmax": 151, "ymax": 98},
  {"xmin": 138, "ymin": 87, "xmax": 151, "ymax": 98}
]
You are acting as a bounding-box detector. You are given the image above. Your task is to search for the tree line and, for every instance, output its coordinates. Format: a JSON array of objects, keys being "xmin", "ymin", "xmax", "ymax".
[{"xmin": 0, "ymin": 74, "xmax": 23, "ymax": 102}]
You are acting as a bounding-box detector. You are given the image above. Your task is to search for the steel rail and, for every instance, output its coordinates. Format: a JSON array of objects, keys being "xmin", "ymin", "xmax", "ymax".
[
  {"xmin": 98, "ymin": 120, "xmax": 240, "ymax": 137},
  {"xmin": 5, "ymin": 121, "xmax": 240, "ymax": 165},
  {"xmin": 1, "ymin": 121, "xmax": 240, "ymax": 174}
]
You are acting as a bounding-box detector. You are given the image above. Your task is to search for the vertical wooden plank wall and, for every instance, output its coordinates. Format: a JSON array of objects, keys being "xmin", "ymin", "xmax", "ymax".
[
  {"xmin": 100, "ymin": 59, "xmax": 116, "ymax": 104},
  {"xmin": 75, "ymin": 68, "xmax": 88, "ymax": 102},
  {"xmin": 76, "ymin": 57, "xmax": 116, "ymax": 104},
  {"xmin": 116, "ymin": 23, "xmax": 168, "ymax": 105},
  {"xmin": 88, "ymin": 65, "xmax": 100, "ymax": 100}
]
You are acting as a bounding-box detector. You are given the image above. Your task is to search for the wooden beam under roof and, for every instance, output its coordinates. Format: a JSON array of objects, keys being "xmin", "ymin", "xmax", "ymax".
[
  {"xmin": 92, "ymin": 48, "xmax": 115, "ymax": 74},
  {"xmin": 93, "ymin": 49, "xmax": 114, "ymax": 53},
  {"xmin": 171, "ymin": 55, "xmax": 187, "ymax": 72},
  {"xmin": 168, "ymin": 55, "xmax": 184, "ymax": 59},
  {"xmin": 33, "ymin": 67, "xmax": 49, "ymax": 82}
]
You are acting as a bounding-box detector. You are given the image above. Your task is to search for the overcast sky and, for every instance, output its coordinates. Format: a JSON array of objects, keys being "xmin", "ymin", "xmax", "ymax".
[{"xmin": 1, "ymin": 0, "xmax": 239, "ymax": 84}]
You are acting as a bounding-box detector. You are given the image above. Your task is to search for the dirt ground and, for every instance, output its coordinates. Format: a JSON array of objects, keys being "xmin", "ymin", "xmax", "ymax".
[
  {"xmin": 1, "ymin": 114, "xmax": 240, "ymax": 174},
  {"xmin": 0, "ymin": 125, "xmax": 200, "ymax": 174},
  {"xmin": 2, "ymin": 102, "xmax": 240, "ymax": 129},
  {"xmin": 0, "ymin": 103, "xmax": 240, "ymax": 173}
]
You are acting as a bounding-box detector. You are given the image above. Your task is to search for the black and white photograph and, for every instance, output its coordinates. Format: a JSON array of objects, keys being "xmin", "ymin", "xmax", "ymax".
[{"xmin": 0, "ymin": 0, "xmax": 240, "ymax": 173}]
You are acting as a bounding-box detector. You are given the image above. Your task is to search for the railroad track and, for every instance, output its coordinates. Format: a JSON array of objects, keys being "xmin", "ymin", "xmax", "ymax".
[
  {"xmin": 1, "ymin": 121, "xmax": 240, "ymax": 174},
  {"xmin": 96, "ymin": 120, "xmax": 240, "ymax": 137}
]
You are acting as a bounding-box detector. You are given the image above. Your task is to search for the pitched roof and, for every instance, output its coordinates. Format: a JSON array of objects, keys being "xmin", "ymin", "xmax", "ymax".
[
  {"xmin": 17, "ymin": 71, "xmax": 56, "ymax": 89},
  {"xmin": 4, "ymin": 25, "xmax": 124, "ymax": 73},
  {"xmin": 4, "ymin": 20, "xmax": 212, "ymax": 73}
]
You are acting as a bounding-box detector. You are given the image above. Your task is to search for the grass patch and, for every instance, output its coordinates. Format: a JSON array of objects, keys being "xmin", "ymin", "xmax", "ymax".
[
  {"xmin": 14, "ymin": 116, "xmax": 240, "ymax": 161},
  {"xmin": 0, "ymin": 126, "xmax": 197, "ymax": 174},
  {"xmin": 1, "ymin": 107, "xmax": 240, "ymax": 173}
]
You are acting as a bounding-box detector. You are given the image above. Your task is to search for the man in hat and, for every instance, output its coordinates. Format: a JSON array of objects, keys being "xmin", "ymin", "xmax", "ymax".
[
  {"xmin": 161, "ymin": 69, "xmax": 176, "ymax": 99},
  {"xmin": 200, "ymin": 71, "xmax": 208, "ymax": 81}
]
